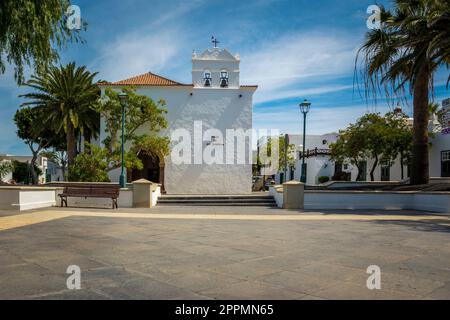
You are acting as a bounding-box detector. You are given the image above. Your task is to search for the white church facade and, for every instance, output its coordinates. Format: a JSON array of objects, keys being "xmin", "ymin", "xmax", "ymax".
[{"xmin": 98, "ymin": 44, "xmax": 257, "ymax": 194}]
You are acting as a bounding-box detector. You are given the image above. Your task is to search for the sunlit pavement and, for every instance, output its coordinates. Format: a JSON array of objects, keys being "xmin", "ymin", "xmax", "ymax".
[{"xmin": 0, "ymin": 206, "xmax": 449, "ymax": 299}]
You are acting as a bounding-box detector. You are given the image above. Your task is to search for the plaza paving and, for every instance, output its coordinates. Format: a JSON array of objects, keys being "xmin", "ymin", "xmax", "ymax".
[{"xmin": 0, "ymin": 206, "xmax": 449, "ymax": 300}]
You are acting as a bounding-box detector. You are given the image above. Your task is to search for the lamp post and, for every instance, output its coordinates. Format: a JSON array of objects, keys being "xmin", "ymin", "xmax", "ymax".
[
  {"xmin": 299, "ymin": 99, "xmax": 311, "ymax": 183},
  {"xmin": 118, "ymin": 93, "xmax": 128, "ymax": 188}
]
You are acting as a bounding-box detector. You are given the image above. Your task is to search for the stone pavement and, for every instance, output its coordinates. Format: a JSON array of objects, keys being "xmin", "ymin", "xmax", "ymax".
[{"xmin": 0, "ymin": 206, "xmax": 449, "ymax": 299}]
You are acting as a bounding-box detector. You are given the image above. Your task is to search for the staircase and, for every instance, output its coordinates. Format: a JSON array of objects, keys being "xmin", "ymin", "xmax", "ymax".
[{"xmin": 157, "ymin": 194, "xmax": 277, "ymax": 207}]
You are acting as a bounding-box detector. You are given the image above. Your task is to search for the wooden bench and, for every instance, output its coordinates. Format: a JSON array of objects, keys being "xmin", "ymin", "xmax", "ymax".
[{"xmin": 58, "ymin": 184, "xmax": 121, "ymax": 209}]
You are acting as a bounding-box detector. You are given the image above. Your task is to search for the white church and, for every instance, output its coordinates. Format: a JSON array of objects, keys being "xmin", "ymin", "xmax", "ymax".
[{"xmin": 98, "ymin": 41, "xmax": 257, "ymax": 194}]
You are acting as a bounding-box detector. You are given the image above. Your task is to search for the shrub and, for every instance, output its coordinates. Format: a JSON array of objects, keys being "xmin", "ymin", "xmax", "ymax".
[
  {"xmin": 332, "ymin": 172, "xmax": 351, "ymax": 181},
  {"xmin": 318, "ymin": 176, "xmax": 330, "ymax": 184},
  {"xmin": 12, "ymin": 161, "xmax": 42, "ymax": 184},
  {"xmin": 68, "ymin": 145, "xmax": 110, "ymax": 182}
]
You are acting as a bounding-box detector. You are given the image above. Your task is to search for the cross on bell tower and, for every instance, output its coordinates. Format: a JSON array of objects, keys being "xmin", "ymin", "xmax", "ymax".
[{"xmin": 211, "ymin": 36, "xmax": 220, "ymax": 48}]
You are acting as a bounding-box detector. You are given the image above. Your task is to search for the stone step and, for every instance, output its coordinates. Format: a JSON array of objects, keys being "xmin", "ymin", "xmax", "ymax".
[
  {"xmin": 158, "ymin": 194, "xmax": 277, "ymax": 207},
  {"xmin": 160, "ymin": 195, "xmax": 273, "ymax": 200},
  {"xmin": 158, "ymin": 202, "xmax": 277, "ymax": 207},
  {"xmin": 159, "ymin": 199, "xmax": 276, "ymax": 204}
]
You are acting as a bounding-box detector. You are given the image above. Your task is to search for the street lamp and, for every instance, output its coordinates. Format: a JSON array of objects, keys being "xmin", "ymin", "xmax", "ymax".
[
  {"xmin": 299, "ymin": 99, "xmax": 311, "ymax": 183},
  {"xmin": 118, "ymin": 93, "xmax": 128, "ymax": 188}
]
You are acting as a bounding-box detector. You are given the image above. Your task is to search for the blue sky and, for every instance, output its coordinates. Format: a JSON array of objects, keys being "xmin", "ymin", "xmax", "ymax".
[{"xmin": 0, "ymin": 0, "xmax": 448, "ymax": 155}]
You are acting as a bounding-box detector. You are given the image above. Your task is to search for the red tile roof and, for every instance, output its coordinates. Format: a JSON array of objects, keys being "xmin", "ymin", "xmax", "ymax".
[
  {"xmin": 97, "ymin": 72, "xmax": 257, "ymax": 89},
  {"xmin": 98, "ymin": 72, "xmax": 192, "ymax": 87}
]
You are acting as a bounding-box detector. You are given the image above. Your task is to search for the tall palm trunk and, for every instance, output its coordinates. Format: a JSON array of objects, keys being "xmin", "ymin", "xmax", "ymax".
[
  {"xmin": 66, "ymin": 122, "xmax": 76, "ymax": 168},
  {"xmin": 410, "ymin": 64, "xmax": 430, "ymax": 185}
]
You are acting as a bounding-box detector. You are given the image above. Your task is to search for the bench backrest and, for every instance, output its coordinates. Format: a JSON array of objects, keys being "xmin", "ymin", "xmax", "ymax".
[{"xmin": 63, "ymin": 185, "xmax": 120, "ymax": 198}]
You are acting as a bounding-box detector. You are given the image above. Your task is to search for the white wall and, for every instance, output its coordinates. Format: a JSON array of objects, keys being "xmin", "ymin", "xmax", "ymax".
[
  {"xmin": 269, "ymin": 186, "xmax": 450, "ymax": 214},
  {"xmin": 430, "ymin": 133, "xmax": 450, "ymax": 177},
  {"xmin": 0, "ymin": 187, "xmax": 56, "ymax": 210}
]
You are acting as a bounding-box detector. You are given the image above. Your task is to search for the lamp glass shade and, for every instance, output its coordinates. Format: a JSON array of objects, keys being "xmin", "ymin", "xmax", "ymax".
[
  {"xmin": 118, "ymin": 93, "xmax": 128, "ymax": 106},
  {"xmin": 299, "ymin": 100, "xmax": 311, "ymax": 114}
]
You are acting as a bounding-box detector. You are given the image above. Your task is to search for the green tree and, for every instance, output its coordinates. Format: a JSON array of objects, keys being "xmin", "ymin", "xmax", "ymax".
[
  {"xmin": 260, "ymin": 135, "xmax": 295, "ymax": 180},
  {"xmin": 70, "ymin": 88, "xmax": 170, "ymax": 182},
  {"xmin": 384, "ymin": 111, "xmax": 413, "ymax": 180},
  {"xmin": 68, "ymin": 144, "xmax": 110, "ymax": 182},
  {"xmin": 330, "ymin": 125, "xmax": 368, "ymax": 181},
  {"xmin": 20, "ymin": 62, "xmax": 100, "ymax": 168},
  {"xmin": 331, "ymin": 112, "xmax": 414, "ymax": 182},
  {"xmin": 14, "ymin": 107, "xmax": 56, "ymax": 184},
  {"xmin": 0, "ymin": 0, "xmax": 85, "ymax": 84},
  {"xmin": 12, "ymin": 160, "xmax": 42, "ymax": 184},
  {"xmin": 356, "ymin": 0, "xmax": 449, "ymax": 185}
]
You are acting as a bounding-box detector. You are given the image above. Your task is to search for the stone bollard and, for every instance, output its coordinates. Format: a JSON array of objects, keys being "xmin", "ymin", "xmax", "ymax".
[
  {"xmin": 132, "ymin": 179, "xmax": 155, "ymax": 208},
  {"xmin": 282, "ymin": 181, "xmax": 305, "ymax": 209}
]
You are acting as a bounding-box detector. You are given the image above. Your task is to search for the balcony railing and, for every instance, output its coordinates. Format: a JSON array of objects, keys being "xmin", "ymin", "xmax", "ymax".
[{"xmin": 299, "ymin": 148, "xmax": 331, "ymax": 158}]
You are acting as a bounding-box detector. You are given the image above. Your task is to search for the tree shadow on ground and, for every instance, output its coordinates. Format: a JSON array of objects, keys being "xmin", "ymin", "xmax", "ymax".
[{"xmin": 373, "ymin": 219, "xmax": 450, "ymax": 234}]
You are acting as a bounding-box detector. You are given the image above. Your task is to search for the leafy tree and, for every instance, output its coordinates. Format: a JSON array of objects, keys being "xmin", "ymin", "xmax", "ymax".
[
  {"xmin": 259, "ymin": 135, "xmax": 295, "ymax": 179},
  {"xmin": 68, "ymin": 144, "xmax": 110, "ymax": 182},
  {"xmin": 70, "ymin": 88, "xmax": 170, "ymax": 182},
  {"xmin": 331, "ymin": 112, "xmax": 413, "ymax": 181},
  {"xmin": 384, "ymin": 111, "xmax": 413, "ymax": 180},
  {"xmin": 12, "ymin": 160, "xmax": 42, "ymax": 184},
  {"xmin": 14, "ymin": 107, "xmax": 55, "ymax": 184},
  {"xmin": 0, "ymin": 0, "xmax": 85, "ymax": 84},
  {"xmin": 330, "ymin": 125, "xmax": 368, "ymax": 181},
  {"xmin": 20, "ymin": 62, "xmax": 100, "ymax": 168},
  {"xmin": 351, "ymin": 114, "xmax": 388, "ymax": 182},
  {"xmin": 356, "ymin": 0, "xmax": 449, "ymax": 185}
]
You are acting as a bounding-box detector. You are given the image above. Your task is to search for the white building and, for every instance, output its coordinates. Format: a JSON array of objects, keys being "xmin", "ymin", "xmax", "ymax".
[
  {"xmin": 0, "ymin": 154, "xmax": 54, "ymax": 184},
  {"xmin": 98, "ymin": 43, "xmax": 257, "ymax": 194},
  {"xmin": 430, "ymin": 98, "xmax": 450, "ymax": 178}
]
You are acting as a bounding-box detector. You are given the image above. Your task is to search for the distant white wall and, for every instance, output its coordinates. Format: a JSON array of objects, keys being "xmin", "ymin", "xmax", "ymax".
[
  {"xmin": 269, "ymin": 186, "xmax": 450, "ymax": 214},
  {"xmin": 430, "ymin": 133, "xmax": 450, "ymax": 177}
]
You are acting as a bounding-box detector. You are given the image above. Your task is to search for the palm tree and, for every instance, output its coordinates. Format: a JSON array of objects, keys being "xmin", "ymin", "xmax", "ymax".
[
  {"xmin": 356, "ymin": 0, "xmax": 449, "ymax": 185},
  {"xmin": 20, "ymin": 62, "xmax": 100, "ymax": 168}
]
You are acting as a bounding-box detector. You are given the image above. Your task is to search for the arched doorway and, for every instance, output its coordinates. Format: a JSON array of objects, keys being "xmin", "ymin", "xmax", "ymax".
[{"xmin": 131, "ymin": 152, "xmax": 165, "ymax": 191}]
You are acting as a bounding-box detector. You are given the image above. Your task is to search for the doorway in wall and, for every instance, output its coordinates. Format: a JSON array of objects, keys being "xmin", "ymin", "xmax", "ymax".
[
  {"xmin": 380, "ymin": 160, "xmax": 390, "ymax": 181},
  {"xmin": 441, "ymin": 150, "xmax": 450, "ymax": 177},
  {"xmin": 131, "ymin": 152, "xmax": 165, "ymax": 191}
]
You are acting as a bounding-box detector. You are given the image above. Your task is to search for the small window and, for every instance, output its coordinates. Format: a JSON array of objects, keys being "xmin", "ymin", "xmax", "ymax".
[
  {"xmin": 204, "ymin": 70, "xmax": 211, "ymax": 87},
  {"xmin": 442, "ymin": 151, "xmax": 450, "ymax": 162},
  {"xmin": 220, "ymin": 70, "xmax": 228, "ymax": 88}
]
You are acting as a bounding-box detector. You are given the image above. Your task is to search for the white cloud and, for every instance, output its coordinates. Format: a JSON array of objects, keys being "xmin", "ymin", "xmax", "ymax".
[
  {"xmin": 92, "ymin": 29, "xmax": 184, "ymax": 82},
  {"xmin": 152, "ymin": 0, "xmax": 206, "ymax": 27},
  {"xmin": 240, "ymin": 32, "xmax": 358, "ymax": 103},
  {"xmin": 254, "ymin": 84, "xmax": 354, "ymax": 104}
]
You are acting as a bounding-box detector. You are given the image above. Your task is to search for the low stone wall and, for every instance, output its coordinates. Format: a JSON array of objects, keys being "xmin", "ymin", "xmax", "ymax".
[
  {"xmin": 270, "ymin": 186, "xmax": 450, "ymax": 214},
  {"xmin": 269, "ymin": 185, "xmax": 284, "ymax": 208},
  {"xmin": 1, "ymin": 182, "xmax": 161, "ymax": 211},
  {"xmin": 0, "ymin": 187, "xmax": 57, "ymax": 211}
]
